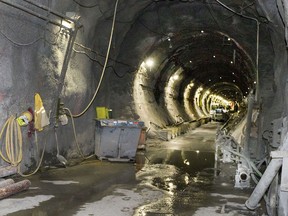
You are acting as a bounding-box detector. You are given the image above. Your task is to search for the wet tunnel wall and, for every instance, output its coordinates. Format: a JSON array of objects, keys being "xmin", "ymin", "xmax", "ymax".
[{"xmin": 0, "ymin": 0, "xmax": 287, "ymax": 170}]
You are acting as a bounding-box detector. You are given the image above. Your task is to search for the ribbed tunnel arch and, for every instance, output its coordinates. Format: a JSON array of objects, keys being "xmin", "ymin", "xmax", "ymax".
[
  {"xmin": 113, "ymin": 1, "xmax": 259, "ymax": 131},
  {"xmin": 1, "ymin": 0, "xmax": 288, "ymax": 214}
]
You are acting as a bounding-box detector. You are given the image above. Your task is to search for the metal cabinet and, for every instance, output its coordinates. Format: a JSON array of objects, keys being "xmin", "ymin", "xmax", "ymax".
[{"xmin": 95, "ymin": 120, "xmax": 144, "ymax": 162}]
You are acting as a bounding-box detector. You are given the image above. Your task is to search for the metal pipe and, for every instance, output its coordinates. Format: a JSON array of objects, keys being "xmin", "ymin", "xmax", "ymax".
[
  {"xmin": 0, "ymin": 0, "xmax": 70, "ymax": 30},
  {"xmin": 245, "ymin": 158, "xmax": 283, "ymax": 210},
  {"xmin": 246, "ymin": 135, "xmax": 288, "ymax": 210},
  {"xmin": 23, "ymin": 0, "xmax": 76, "ymax": 23},
  {"xmin": 243, "ymin": 93, "xmax": 254, "ymax": 159}
]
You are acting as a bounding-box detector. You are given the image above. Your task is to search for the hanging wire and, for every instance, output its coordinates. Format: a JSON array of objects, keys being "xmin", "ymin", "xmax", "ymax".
[{"xmin": 71, "ymin": 0, "xmax": 120, "ymax": 118}]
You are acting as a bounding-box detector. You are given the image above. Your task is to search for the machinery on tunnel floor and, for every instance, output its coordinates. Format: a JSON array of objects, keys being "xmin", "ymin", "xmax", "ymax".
[{"xmin": 216, "ymin": 93, "xmax": 288, "ymax": 215}]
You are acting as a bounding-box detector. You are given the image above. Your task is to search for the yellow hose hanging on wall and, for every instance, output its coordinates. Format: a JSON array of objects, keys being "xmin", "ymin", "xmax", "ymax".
[{"xmin": 0, "ymin": 116, "xmax": 23, "ymax": 167}]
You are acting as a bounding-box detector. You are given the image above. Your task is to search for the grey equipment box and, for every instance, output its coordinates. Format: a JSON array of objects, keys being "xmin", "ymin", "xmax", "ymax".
[{"xmin": 94, "ymin": 120, "xmax": 145, "ymax": 162}]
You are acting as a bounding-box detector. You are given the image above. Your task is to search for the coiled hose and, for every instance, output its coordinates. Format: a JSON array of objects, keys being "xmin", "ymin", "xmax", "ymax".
[{"xmin": 0, "ymin": 116, "xmax": 45, "ymax": 177}]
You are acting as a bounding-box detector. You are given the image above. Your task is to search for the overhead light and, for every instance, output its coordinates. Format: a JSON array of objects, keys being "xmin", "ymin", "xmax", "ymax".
[
  {"xmin": 227, "ymin": 37, "xmax": 231, "ymax": 41},
  {"xmin": 62, "ymin": 19, "xmax": 74, "ymax": 30},
  {"xmin": 189, "ymin": 60, "xmax": 192, "ymax": 63},
  {"xmin": 213, "ymin": 55, "xmax": 216, "ymax": 58},
  {"xmin": 145, "ymin": 58, "xmax": 154, "ymax": 68},
  {"xmin": 230, "ymin": 61, "xmax": 233, "ymax": 64},
  {"xmin": 254, "ymin": 81, "xmax": 257, "ymax": 84},
  {"xmin": 167, "ymin": 37, "xmax": 171, "ymax": 41},
  {"xmin": 209, "ymin": 79, "xmax": 211, "ymax": 82},
  {"xmin": 201, "ymin": 30, "xmax": 204, "ymax": 33},
  {"xmin": 173, "ymin": 74, "xmax": 179, "ymax": 80},
  {"xmin": 220, "ymin": 76, "xmax": 222, "ymax": 79},
  {"xmin": 233, "ymin": 80, "xmax": 235, "ymax": 82}
]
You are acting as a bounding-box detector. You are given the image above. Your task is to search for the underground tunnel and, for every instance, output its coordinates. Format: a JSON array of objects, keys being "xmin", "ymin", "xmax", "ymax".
[{"xmin": 0, "ymin": 0, "xmax": 287, "ymax": 215}]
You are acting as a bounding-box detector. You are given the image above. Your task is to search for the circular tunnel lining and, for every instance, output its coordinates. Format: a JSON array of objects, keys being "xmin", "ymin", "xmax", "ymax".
[
  {"xmin": 109, "ymin": 1, "xmax": 259, "ymax": 129},
  {"xmin": 133, "ymin": 30, "xmax": 255, "ymax": 127}
]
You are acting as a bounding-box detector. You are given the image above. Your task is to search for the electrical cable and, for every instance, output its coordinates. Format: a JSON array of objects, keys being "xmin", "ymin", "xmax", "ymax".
[
  {"xmin": 64, "ymin": 107, "xmax": 94, "ymax": 160},
  {"xmin": 214, "ymin": 0, "xmax": 260, "ymax": 101},
  {"xmin": 72, "ymin": 0, "xmax": 99, "ymax": 8},
  {"xmin": 18, "ymin": 131, "xmax": 47, "ymax": 177},
  {"xmin": 74, "ymin": 42, "xmax": 136, "ymax": 68},
  {"xmin": 72, "ymin": 47, "xmax": 133, "ymax": 78},
  {"xmin": 0, "ymin": 116, "xmax": 46, "ymax": 177},
  {"xmin": 0, "ymin": 30, "xmax": 42, "ymax": 46},
  {"xmin": 71, "ymin": 0, "xmax": 119, "ymax": 118}
]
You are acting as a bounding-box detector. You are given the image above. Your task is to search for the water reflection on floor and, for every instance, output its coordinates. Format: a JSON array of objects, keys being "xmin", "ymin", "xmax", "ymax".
[
  {"xmin": 134, "ymin": 123, "xmax": 262, "ymax": 216},
  {"xmin": 135, "ymin": 150, "xmax": 218, "ymax": 216}
]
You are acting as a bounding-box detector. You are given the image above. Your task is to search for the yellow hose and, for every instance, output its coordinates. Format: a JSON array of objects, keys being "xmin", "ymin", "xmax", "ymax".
[
  {"xmin": 0, "ymin": 116, "xmax": 22, "ymax": 166},
  {"xmin": 0, "ymin": 116, "xmax": 45, "ymax": 177}
]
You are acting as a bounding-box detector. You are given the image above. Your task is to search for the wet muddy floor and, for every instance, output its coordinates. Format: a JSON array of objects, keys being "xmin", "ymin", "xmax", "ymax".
[{"xmin": 1, "ymin": 122, "xmax": 266, "ymax": 216}]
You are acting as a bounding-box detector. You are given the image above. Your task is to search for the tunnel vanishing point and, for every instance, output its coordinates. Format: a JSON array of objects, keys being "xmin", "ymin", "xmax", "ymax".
[{"xmin": 0, "ymin": 0, "xmax": 288, "ymax": 215}]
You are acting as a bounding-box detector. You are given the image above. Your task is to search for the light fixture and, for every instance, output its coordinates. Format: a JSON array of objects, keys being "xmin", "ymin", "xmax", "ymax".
[
  {"xmin": 230, "ymin": 61, "xmax": 233, "ymax": 64},
  {"xmin": 220, "ymin": 76, "xmax": 222, "ymax": 79},
  {"xmin": 173, "ymin": 74, "xmax": 179, "ymax": 80},
  {"xmin": 61, "ymin": 19, "xmax": 74, "ymax": 30},
  {"xmin": 233, "ymin": 80, "xmax": 235, "ymax": 82},
  {"xmin": 145, "ymin": 58, "xmax": 154, "ymax": 68},
  {"xmin": 189, "ymin": 83, "xmax": 194, "ymax": 87},
  {"xmin": 168, "ymin": 37, "xmax": 171, "ymax": 41},
  {"xmin": 213, "ymin": 55, "xmax": 216, "ymax": 58},
  {"xmin": 201, "ymin": 30, "xmax": 204, "ymax": 33},
  {"xmin": 228, "ymin": 37, "xmax": 231, "ymax": 41},
  {"xmin": 254, "ymin": 81, "xmax": 257, "ymax": 84},
  {"xmin": 189, "ymin": 60, "xmax": 192, "ymax": 63}
]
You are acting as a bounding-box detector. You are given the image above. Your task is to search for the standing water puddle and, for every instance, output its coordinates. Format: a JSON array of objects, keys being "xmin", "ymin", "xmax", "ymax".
[{"xmin": 135, "ymin": 150, "xmax": 219, "ymax": 215}]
